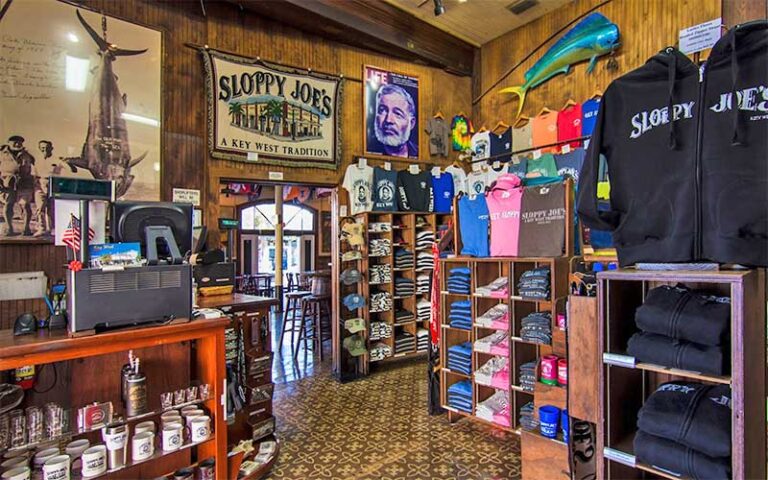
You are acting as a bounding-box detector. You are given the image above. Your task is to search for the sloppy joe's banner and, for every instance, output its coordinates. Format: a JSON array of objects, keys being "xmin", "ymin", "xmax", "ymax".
[{"xmin": 201, "ymin": 49, "xmax": 343, "ymax": 169}]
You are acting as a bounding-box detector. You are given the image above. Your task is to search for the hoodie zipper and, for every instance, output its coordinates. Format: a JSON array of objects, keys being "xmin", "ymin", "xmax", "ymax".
[{"xmin": 694, "ymin": 64, "xmax": 706, "ymax": 260}]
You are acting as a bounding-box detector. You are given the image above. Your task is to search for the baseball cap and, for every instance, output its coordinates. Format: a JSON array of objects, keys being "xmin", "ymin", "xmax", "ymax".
[
  {"xmin": 341, "ymin": 222, "xmax": 365, "ymax": 246},
  {"xmin": 343, "ymin": 293, "xmax": 365, "ymax": 311},
  {"xmin": 342, "ymin": 250, "xmax": 362, "ymax": 262},
  {"xmin": 340, "ymin": 268, "xmax": 362, "ymax": 285},
  {"xmin": 343, "ymin": 334, "xmax": 367, "ymax": 357},
  {"xmin": 344, "ymin": 318, "xmax": 365, "ymax": 333}
]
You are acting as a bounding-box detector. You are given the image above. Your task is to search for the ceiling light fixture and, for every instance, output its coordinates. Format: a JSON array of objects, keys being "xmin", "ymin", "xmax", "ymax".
[{"xmin": 433, "ymin": 0, "xmax": 445, "ymax": 16}]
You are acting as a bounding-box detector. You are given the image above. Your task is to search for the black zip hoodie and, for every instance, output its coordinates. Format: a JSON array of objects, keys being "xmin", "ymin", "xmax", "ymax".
[{"xmin": 577, "ymin": 21, "xmax": 768, "ymax": 267}]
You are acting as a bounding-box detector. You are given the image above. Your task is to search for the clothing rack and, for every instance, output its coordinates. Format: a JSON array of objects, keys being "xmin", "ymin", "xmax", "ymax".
[{"xmin": 470, "ymin": 135, "xmax": 592, "ymax": 164}]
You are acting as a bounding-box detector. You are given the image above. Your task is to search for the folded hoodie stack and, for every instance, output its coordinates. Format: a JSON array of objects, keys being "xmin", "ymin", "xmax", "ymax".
[
  {"xmin": 447, "ymin": 342, "xmax": 472, "ymax": 375},
  {"xmin": 520, "ymin": 312, "xmax": 552, "ymax": 345},
  {"xmin": 416, "ymin": 230, "xmax": 435, "ymax": 249},
  {"xmin": 517, "ymin": 267, "xmax": 550, "ymax": 299},
  {"xmin": 449, "ymin": 300, "xmax": 472, "ymax": 330},
  {"xmin": 474, "ymin": 356, "xmax": 509, "ymax": 390},
  {"xmin": 416, "ymin": 274, "xmax": 431, "ymax": 294},
  {"xmin": 416, "ymin": 251, "xmax": 434, "ymax": 271},
  {"xmin": 447, "ymin": 267, "xmax": 471, "ymax": 294},
  {"xmin": 475, "ymin": 304, "xmax": 509, "ymax": 330},
  {"xmin": 395, "ymin": 332, "xmax": 416, "ymax": 354},
  {"xmin": 474, "ymin": 331, "xmax": 509, "ymax": 357},
  {"xmin": 476, "ymin": 390, "xmax": 510, "ymax": 427},
  {"xmin": 476, "ymin": 277, "xmax": 509, "ymax": 298},
  {"xmin": 447, "ymin": 380, "xmax": 473, "ymax": 413},
  {"xmin": 627, "ymin": 285, "xmax": 730, "ymax": 376},
  {"xmin": 633, "ymin": 381, "xmax": 731, "ymax": 479},
  {"xmin": 416, "ymin": 299, "xmax": 431, "ymax": 322},
  {"xmin": 394, "ymin": 277, "xmax": 415, "ymax": 297}
]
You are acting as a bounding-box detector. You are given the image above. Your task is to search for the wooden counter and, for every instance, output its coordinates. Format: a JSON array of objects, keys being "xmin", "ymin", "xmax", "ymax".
[{"xmin": 197, "ymin": 293, "xmax": 279, "ymax": 310}]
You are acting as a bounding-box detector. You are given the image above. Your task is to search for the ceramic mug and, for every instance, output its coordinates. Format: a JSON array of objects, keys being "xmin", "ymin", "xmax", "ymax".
[
  {"xmin": 162, "ymin": 425, "xmax": 182, "ymax": 452},
  {"xmin": 1, "ymin": 456, "xmax": 28, "ymax": 470},
  {"xmin": 179, "ymin": 406, "xmax": 197, "ymax": 416},
  {"xmin": 134, "ymin": 421, "xmax": 155, "ymax": 435},
  {"xmin": 131, "ymin": 432, "xmax": 154, "ymax": 461},
  {"xmin": 32, "ymin": 448, "xmax": 59, "ymax": 469},
  {"xmin": 65, "ymin": 439, "xmax": 89, "ymax": 474},
  {"xmin": 80, "ymin": 446, "xmax": 106, "ymax": 478},
  {"xmin": 160, "ymin": 411, "xmax": 179, "ymax": 421},
  {"xmin": 42, "ymin": 455, "xmax": 70, "ymax": 480},
  {"xmin": 181, "ymin": 409, "xmax": 203, "ymax": 419},
  {"xmin": 161, "ymin": 415, "xmax": 183, "ymax": 428},
  {"xmin": 190, "ymin": 416, "xmax": 210, "ymax": 443},
  {"xmin": 1, "ymin": 467, "xmax": 30, "ymax": 480}
]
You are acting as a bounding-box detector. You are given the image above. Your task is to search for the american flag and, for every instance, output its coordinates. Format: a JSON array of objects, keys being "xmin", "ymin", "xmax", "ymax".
[{"xmin": 62, "ymin": 213, "xmax": 94, "ymax": 252}]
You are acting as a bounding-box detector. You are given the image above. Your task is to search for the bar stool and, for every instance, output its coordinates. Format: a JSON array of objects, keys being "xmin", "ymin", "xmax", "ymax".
[
  {"xmin": 278, "ymin": 291, "xmax": 311, "ymax": 354},
  {"xmin": 286, "ymin": 273, "xmax": 296, "ymax": 293},
  {"xmin": 295, "ymin": 294, "xmax": 331, "ymax": 361}
]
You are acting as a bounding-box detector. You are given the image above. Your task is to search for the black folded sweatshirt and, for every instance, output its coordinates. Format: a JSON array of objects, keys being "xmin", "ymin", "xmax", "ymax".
[
  {"xmin": 637, "ymin": 382, "xmax": 731, "ymax": 459},
  {"xmin": 634, "ymin": 430, "xmax": 731, "ymax": 479},
  {"xmin": 577, "ymin": 21, "xmax": 768, "ymax": 267},
  {"xmin": 627, "ymin": 332, "xmax": 726, "ymax": 375},
  {"xmin": 636, "ymin": 285, "xmax": 730, "ymax": 346}
]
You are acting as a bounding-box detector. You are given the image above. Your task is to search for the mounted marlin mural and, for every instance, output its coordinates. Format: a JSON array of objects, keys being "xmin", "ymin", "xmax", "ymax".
[
  {"xmin": 66, "ymin": 10, "xmax": 149, "ymax": 198},
  {"xmin": 500, "ymin": 13, "xmax": 620, "ymax": 118}
]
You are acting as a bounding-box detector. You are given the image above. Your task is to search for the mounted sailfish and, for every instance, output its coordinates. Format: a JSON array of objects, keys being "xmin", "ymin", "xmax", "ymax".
[
  {"xmin": 67, "ymin": 10, "xmax": 148, "ymax": 198},
  {"xmin": 500, "ymin": 13, "xmax": 620, "ymax": 119}
]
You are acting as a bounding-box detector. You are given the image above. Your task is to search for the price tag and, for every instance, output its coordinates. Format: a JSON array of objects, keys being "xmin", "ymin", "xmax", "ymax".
[
  {"xmin": 431, "ymin": 166, "xmax": 442, "ymax": 177},
  {"xmin": 562, "ymin": 143, "xmax": 572, "ymax": 154},
  {"xmin": 492, "ymin": 160, "xmax": 501, "ymax": 169},
  {"xmin": 532, "ymin": 150, "xmax": 542, "ymax": 159},
  {"xmin": 384, "ymin": 161, "xmax": 392, "ymax": 171},
  {"xmin": 358, "ymin": 157, "xmax": 368, "ymax": 168},
  {"xmin": 408, "ymin": 164, "xmax": 420, "ymax": 174}
]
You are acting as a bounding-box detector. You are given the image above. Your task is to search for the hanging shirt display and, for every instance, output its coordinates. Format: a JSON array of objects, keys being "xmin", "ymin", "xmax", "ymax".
[
  {"xmin": 557, "ymin": 103, "xmax": 583, "ymax": 148},
  {"xmin": 486, "ymin": 164, "xmax": 506, "ymax": 188},
  {"xmin": 490, "ymin": 127, "xmax": 513, "ymax": 164},
  {"xmin": 426, "ymin": 117, "xmax": 450, "ymax": 157},
  {"xmin": 372, "ymin": 166, "xmax": 398, "ymax": 211},
  {"xmin": 532, "ymin": 111, "xmax": 558, "ymax": 152},
  {"xmin": 518, "ymin": 182, "xmax": 566, "ymax": 257},
  {"xmin": 396, "ymin": 170, "xmax": 433, "ymax": 212},
  {"xmin": 431, "ymin": 172, "xmax": 455, "ymax": 213},
  {"xmin": 486, "ymin": 174, "xmax": 523, "ymax": 257},
  {"xmin": 508, "ymin": 156, "xmax": 528, "ymax": 179},
  {"xmin": 451, "ymin": 114, "xmax": 473, "ymax": 151},
  {"xmin": 554, "ymin": 149, "xmax": 586, "ymax": 186},
  {"xmin": 581, "ymin": 97, "xmax": 601, "ymax": 138},
  {"xmin": 342, "ymin": 163, "xmax": 374, "ymax": 214},
  {"xmin": 512, "ymin": 122, "xmax": 533, "ymax": 152},
  {"xmin": 471, "ymin": 130, "xmax": 491, "ymax": 160},
  {"xmin": 445, "ymin": 165, "xmax": 468, "ymax": 195},
  {"xmin": 466, "ymin": 169, "xmax": 488, "ymax": 196},
  {"xmin": 458, "ymin": 194, "xmax": 490, "ymax": 257},
  {"xmin": 526, "ymin": 153, "xmax": 559, "ymax": 179}
]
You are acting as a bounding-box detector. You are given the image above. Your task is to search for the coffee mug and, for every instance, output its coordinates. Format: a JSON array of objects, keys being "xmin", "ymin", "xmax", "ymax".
[
  {"xmin": 1, "ymin": 456, "xmax": 28, "ymax": 470},
  {"xmin": 1, "ymin": 467, "xmax": 30, "ymax": 480},
  {"xmin": 131, "ymin": 432, "xmax": 154, "ymax": 461},
  {"xmin": 179, "ymin": 406, "xmax": 197, "ymax": 416},
  {"xmin": 190, "ymin": 416, "xmax": 210, "ymax": 443},
  {"xmin": 162, "ymin": 425, "xmax": 182, "ymax": 452},
  {"xmin": 181, "ymin": 409, "xmax": 203, "ymax": 419},
  {"xmin": 42, "ymin": 455, "xmax": 70, "ymax": 480},
  {"xmin": 80, "ymin": 446, "xmax": 106, "ymax": 478},
  {"xmin": 160, "ymin": 410, "xmax": 179, "ymax": 421},
  {"xmin": 65, "ymin": 439, "xmax": 90, "ymax": 459},
  {"xmin": 161, "ymin": 415, "xmax": 183, "ymax": 428},
  {"xmin": 33, "ymin": 448, "xmax": 59, "ymax": 469},
  {"xmin": 172, "ymin": 467, "xmax": 194, "ymax": 480},
  {"xmin": 134, "ymin": 421, "xmax": 155, "ymax": 435}
]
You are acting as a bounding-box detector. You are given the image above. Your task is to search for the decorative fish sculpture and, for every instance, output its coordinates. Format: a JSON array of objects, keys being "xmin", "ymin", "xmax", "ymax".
[
  {"xmin": 500, "ymin": 13, "xmax": 620, "ymax": 118},
  {"xmin": 65, "ymin": 10, "xmax": 149, "ymax": 198}
]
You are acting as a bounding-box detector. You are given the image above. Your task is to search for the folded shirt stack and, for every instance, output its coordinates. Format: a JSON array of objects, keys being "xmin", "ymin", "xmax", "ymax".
[
  {"xmin": 369, "ymin": 321, "xmax": 392, "ymax": 341},
  {"xmin": 416, "ymin": 252, "xmax": 434, "ymax": 271},
  {"xmin": 395, "ymin": 332, "xmax": 416, "ymax": 354},
  {"xmin": 447, "ymin": 342, "xmax": 472, "ymax": 375},
  {"xmin": 369, "ymin": 238, "xmax": 391, "ymax": 257},
  {"xmin": 369, "ymin": 222, "xmax": 391, "ymax": 232},
  {"xmin": 475, "ymin": 331, "xmax": 509, "ymax": 357},
  {"xmin": 369, "ymin": 264, "xmax": 392, "ymax": 284},
  {"xmin": 476, "ymin": 277, "xmax": 509, "ymax": 298},
  {"xmin": 519, "ymin": 360, "xmax": 537, "ymax": 392},
  {"xmin": 394, "ymin": 249, "xmax": 414, "ymax": 269},
  {"xmin": 370, "ymin": 342, "xmax": 392, "ymax": 361},
  {"xmin": 416, "ymin": 274, "xmax": 431, "ymax": 294},
  {"xmin": 416, "ymin": 328, "xmax": 429, "ymax": 352},
  {"xmin": 475, "ymin": 304, "xmax": 510, "ymax": 330},
  {"xmin": 416, "ymin": 230, "xmax": 435, "ymax": 249},
  {"xmin": 634, "ymin": 381, "xmax": 731, "ymax": 479},
  {"xmin": 447, "ymin": 267, "xmax": 471, "ymax": 294},
  {"xmin": 520, "ymin": 312, "xmax": 552, "ymax": 345},
  {"xmin": 449, "ymin": 299, "xmax": 472, "ymax": 330},
  {"xmin": 627, "ymin": 285, "xmax": 730, "ymax": 376},
  {"xmin": 517, "ymin": 267, "xmax": 551, "ymax": 299},
  {"xmin": 395, "ymin": 309, "xmax": 414, "ymax": 324},
  {"xmin": 519, "ymin": 401, "xmax": 538, "ymax": 431},
  {"xmin": 447, "ymin": 380, "xmax": 473, "ymax": 413},
  {"xmin": 474, "ymin": 356, "xmax": 509, "ymax": 390},
  {"xmin": 476, "ymin": 390, "xmax": 511, "ymax": 428},
  {"xmin": 370, "ymin": 292, "xmax": 392, "ymax": 313},
  {"xmin": 394, "ymin": 277, "xmax": 415, "ymax": 297},
  {"xmin": 416, "ymin": 299, "xmax": 431, "ymax": 322}
]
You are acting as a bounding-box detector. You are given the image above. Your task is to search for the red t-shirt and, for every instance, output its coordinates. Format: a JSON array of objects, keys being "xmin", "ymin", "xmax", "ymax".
[{"xmin": 557, "ymin": 104, "xmax": 583, "ymax": 149}]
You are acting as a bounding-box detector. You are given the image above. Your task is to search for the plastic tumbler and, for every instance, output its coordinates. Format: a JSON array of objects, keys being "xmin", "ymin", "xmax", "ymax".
[{"xmin": 539, "ymin": 405, "xmax": 560, "ymax": 439}]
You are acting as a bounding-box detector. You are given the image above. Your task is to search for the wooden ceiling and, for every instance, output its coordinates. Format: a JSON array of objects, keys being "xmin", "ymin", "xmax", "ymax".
[{"xmin": 383, "ymin": 0, "xmax": 573, "ymax": 46}]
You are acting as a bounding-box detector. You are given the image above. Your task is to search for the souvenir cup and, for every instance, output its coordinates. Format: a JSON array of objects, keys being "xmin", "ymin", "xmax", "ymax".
[
  {"xmin": 131, "ymin": 432, "xmax": 154, "ymax": 461},
  {"xmin": 134, "ymin": 421, "xmax": 155, "ymax": 435},
  {"xmin": 162, "ymin": 424, "xmax": 182, "ymax": 452},
  {"xmin": 539, "ymin": 405, "xmax": 561, "ymax": 439},
  {"xmin": 1, "ymin": 467, "xmax": 30, "ymax": 480},
  {"xmin": 103, "ymin": 424, "xmax": 128, "ymax": 470},
  {"xmin": 33, "ymin": 448, "xmax": 59, "ymax": 476},
  {"xmin": 41, "ymin": 455, "xmax": 69, "ymax": 480},
  {"xmin": 65, "ymin": 439, "xmax": 89, "ymax": 474},
  {"xmin": 181, "ymin": 408, "xmax": 203, "ymax": 419},
  {"xmin": 540, "ymin": 355, "xmax": 559, "ymax": 385},
  {"xmin": 1, "ymin": 456, "xmax": 29, "ymax": 471},
  {"xmin": 190, "ymin": 416, "xmax": 210, "ymax": 443},
  {"xmin": 80, "ymin": 446, "xmax": 106, "ymax": 478},
  {"xmin": 162, "ymin": 416, "xmax": 183, "ymax": 429},
  {"xmin": 196, "ymin": 458, "xmax": 215, "ymax": 480}
]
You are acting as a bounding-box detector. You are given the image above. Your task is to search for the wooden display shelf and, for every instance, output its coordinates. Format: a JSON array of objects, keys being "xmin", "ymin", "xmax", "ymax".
[{"xmin": 603, "ymin": 356, "xmax": 732, "ymax": 385}]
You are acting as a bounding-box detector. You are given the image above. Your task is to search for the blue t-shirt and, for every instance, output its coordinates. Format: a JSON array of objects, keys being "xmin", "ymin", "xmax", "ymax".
[
  {"xmin": 554, "ymin": 149, "xmax": 586, "ymax": 186},
  {"xmin": 432, "ymin": 172, "xmax": 455, "ymax": 213},
  {"xmin": 372, "ymin": 167, "xmax": 398, "ymax": 211},
  {"xmin": 581, "ymin": 98, "xmax": 601, "ymax": 137},
  {"xmin": 458, "ymin": 194, "xmax": 489, "ymax": 257}
]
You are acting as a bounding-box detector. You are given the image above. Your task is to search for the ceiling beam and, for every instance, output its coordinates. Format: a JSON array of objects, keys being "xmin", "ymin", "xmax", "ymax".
[{"xmin": 228, "ymin": 0, "xmax": 476, "ymax": 76}]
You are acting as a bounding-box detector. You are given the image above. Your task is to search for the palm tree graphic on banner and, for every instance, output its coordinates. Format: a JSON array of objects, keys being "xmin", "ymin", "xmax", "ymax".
[{"xmin": 265, "ymin": 99, "xmax": 283, "ymax": 135}]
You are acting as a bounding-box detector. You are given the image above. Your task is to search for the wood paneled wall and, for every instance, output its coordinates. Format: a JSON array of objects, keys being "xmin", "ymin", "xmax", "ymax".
[{"xmin": 473, "ymin": 0, "xmax": 723, "ymax": 126}]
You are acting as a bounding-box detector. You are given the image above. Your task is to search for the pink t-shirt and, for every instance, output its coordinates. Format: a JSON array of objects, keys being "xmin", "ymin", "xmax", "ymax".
[{"xmin": 486, "ymin": 174, "xmax": 523, "ymax": 257}]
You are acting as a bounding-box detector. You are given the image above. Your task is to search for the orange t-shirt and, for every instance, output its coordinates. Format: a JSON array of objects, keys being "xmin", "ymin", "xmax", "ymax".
[{"xmin": 532, "ymin": 111, "xmax": 559, "ymax": 153}]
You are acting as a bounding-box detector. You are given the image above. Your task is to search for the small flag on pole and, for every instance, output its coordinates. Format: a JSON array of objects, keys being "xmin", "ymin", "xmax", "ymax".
[{"xmin": 61, "ymin": 213, "xmax": 94, "ymax": 252}]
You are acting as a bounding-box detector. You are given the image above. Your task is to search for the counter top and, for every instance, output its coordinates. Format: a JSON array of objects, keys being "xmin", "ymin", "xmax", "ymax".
[{"xmin": 197, "ymin": 293, "xmax": 279, "ymax": 309}]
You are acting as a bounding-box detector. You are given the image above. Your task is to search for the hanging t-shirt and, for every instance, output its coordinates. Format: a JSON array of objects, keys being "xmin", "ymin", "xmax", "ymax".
[
  {"xmin": 508, "ymin": 155, "xmax": 528, "ymax": 179},
  {"xmin": 532, "ymin": 111, "xmax": 558, "ymax": 152},
  {"xmin": 512, "ymin": 122, "xmax": 533, "ymax": 152},
  {"xmin": 471, "ymin": 131, "xmax": 491, "ymax": 160},
  {"xmin": 526, "ymin": 153, "xmax": 558, "ymax": 179},
  {"xmin": 445, "ymin": 165, "xmax": 468, "ymax": 195},
  {"xmin": 451, "ymin": 115, "xmax": 473, "ymax": 151},
  {"xmin": 557, "ymin": 103, "xmax": 583, "ymax": 149},
  {"xmin": 518, "ymin": 182, "xmax": 566, "ymax": 257},
  {"xmin": 554, "ymin": 149, "xmax": 586, "ymax": 186},
  {"xmin": 426, "ymin": 117, "xmax": 450, "ymax": 157},
  {"xmin": 397, "ymin": 170, "xmax": 433, "ymax": 212},
  {"xmin": 490, "ymin": 127, "xmax": 512, "ymax": 164},
  {"xmin": 342, "ymin": 163, "xmax": 374, "ymax": 214},
  {"xmin": 466, "ymin": 169, "xmax": 488, "ymax": 196},
  {"xmin": 486, "ymin": 164, "xmax": 506, "ymax": 188},
  {"xmin": 486, "ymin": 174, "xmax": 523, "ymax": 257},
  {"xmin": 458, "ymin": 194, "xmax": 490, "ymax": 257},
  {"xmin": 431, "ymin": 172, "xmax": 455, "ymax": 213},
  {"xmin": 581, "ymin": 97, "xmax": 601, "ymax": 147},
  {"xmin": 372, "ymin": 166, "xmax": 398, "ymax": 211}
]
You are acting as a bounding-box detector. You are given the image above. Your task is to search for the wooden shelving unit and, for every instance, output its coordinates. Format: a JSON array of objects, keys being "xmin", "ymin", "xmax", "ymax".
[{"xmin": 596, "ymin": 268, "xmax": 766, "ymax": 480}]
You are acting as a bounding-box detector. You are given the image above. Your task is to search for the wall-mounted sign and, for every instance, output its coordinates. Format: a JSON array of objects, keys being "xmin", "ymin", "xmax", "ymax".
[
  {"xmin": 172, "ymin": 188, "xmax": 201, "ymax": 206},
  {"xmin": 201, "ymin": 49, "xmax": 343, "ymax": 170},
  {"xmin": 679, "ymin": 18, "xmax": 722, "ymax": 55},
  {"xmin": 363, "ymin": 66, "xmax": 420, "ymax": 159},
  {"xmin": 218, "ymin": 218, "xmax": 239, "ymax": 230}
]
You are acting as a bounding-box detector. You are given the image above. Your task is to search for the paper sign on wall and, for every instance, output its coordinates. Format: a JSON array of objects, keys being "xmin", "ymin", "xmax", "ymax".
[
  {"xmin": 172, "ymin": 188, "xmax": 201, "ymax": 206},
  {"xmin": 679, "ymin": 18, "xmax": 722, "ymax": 54}
]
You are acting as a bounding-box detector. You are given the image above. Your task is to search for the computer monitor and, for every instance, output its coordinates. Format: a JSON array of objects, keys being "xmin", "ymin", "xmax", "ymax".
[{"xmin": 111, "ymin": 202, "xmax": 193, "ymax": 262}]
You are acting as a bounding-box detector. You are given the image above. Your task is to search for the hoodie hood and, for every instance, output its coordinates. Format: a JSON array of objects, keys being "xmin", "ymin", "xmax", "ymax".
[{"xmin": 493, "ymin": 173, "xmax": 523, "ymax": 189}]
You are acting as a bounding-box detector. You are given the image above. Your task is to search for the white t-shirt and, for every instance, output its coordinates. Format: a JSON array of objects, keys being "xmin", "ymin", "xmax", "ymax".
[
  {"xmin": 444, "ymin": 165, "xmax": 468, "ymax": 195},
  {"xmin": 465, "ymin": 170, "xmax": 488, "ymax": 196},
  {"xmin": 471, "ymin": 131, "xmax": 491, "ymax": 160},
  {"xmin": 342, "ymin": 164, "xmax": 374, "ymax": 214}
]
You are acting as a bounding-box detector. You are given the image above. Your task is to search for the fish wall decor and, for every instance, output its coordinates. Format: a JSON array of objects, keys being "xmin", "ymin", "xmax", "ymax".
[{"xmin": 500, "ymin": 13, "xmax": 620, "ymax": 118}]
